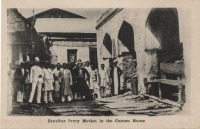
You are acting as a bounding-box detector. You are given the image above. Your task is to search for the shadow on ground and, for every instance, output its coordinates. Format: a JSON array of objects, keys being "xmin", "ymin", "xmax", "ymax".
[
  {"xmin": 10, "ymin": 94, "xmax": 181, "ymax": 116},
  {"xmin": 10, "ymin": 100, "xmax": 113, "ymax": 116}
]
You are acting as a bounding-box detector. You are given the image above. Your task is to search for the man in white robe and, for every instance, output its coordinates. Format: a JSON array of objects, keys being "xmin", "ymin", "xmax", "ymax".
[{"xmin": 110, "ymin": 61, "xmax": 122, "ymax": 95}]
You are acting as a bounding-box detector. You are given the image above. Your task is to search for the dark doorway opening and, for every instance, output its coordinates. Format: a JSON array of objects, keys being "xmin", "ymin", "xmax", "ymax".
[
  {"xmin": 146, "ymin": 8, "xmax": 182, "ymax": 63},
  {"xmin": 89, "ymin": 46, "xmax": 98, "ymax": 69},
  {"xmin": 12, "ymin": 45, "xmax": 19, "ymax": 62},
  {"xmin": 67, "ymin": 49, "xmax": 77, "ymax": 63},
  {"xmin": 118, "ymin": 21, "xmax": 136, "ymax": 58},
  {"xmin": 102, "ymin": 33, "xmax": 113, "ymax": 68},
  {"xmin": 103, "ymin": 33, "xmax": 112, "ymax": 55}
]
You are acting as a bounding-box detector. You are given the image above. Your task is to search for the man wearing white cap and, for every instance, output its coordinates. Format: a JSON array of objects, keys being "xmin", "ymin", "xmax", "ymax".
[{"xmin": 28, "ymin": 57, "xmax": 43, "ymax": 104}]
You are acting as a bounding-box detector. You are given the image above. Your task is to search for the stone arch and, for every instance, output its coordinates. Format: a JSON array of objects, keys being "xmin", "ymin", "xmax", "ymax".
[
  {"xmin": 146, "ymin": 8, "xmax": 182, "ymax": 63},
  {"xmin": 118, "ymin": 20, "xmax": 136, "ymax": 59},
  {"xmin": 118, "ymin": 21, "xmax": 137, "ymax": 94}
]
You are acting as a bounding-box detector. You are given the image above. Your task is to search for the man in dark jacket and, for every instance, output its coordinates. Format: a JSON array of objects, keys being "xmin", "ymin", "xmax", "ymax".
[
  {"xmin": 73, "ymin": 59, "xmax": 91, "ymax": 100},
  {"xmin": 14, "ymin": 62, "xmax": 28, "ymax": 103}
]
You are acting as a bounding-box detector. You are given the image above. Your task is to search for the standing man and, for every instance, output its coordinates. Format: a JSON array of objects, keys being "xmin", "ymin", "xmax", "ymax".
[
  {"xmin": 60, "ymin": 63, "xmax": 73, "ymax": 102},
  {"xmin": 89, "ymin": 63, "xmax": 100, "ymax": 99},
  {"xmin": 73, "ymin": 59, "xmax": 91, "ymax": 100},
  {"xmin": 110, "ymin": 61, "xmax": 122, "ymax": 96},
  {"xmin": 14, "ymin": 62, "xmax": 29, "ymax": 103},
  {"xmin": 43, "ymin": 62, "xmax": 54, "ymax": 103},
  {"xmin": 85, "ymin": 61, "xmax": 91, "ymax": 74},
  {"xmin": 99, "ymin": 64, "xmax": 108, "ymax": 98},
  {"xmin": 69, "ymin": 62, "xmax": 76, "ymax": 100},
  {"xmin": 53, "ymin": 63, "xmax": 61, "ymax": 102},
  {"xmin": 28, "ymin": 57, "xmax": 43, "ymax": 104},
  {"xmin": 84, "ymin": 61, "xmax": 91, "ymax": 87}
]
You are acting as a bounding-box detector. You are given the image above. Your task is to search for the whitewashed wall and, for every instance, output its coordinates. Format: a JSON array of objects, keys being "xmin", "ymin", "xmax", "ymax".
[
  {"xmin": 51, "ymin": 45, "xmax": 90, "ymax": 64},
  {"xmin": 97, "ymin": 8, "xmax": 190, "ymax": 95},
  {"xmin": 50, "ymin": 41, "xmax": 96, "ymax": 64},
  {"xmin": 97, "ymin": 9, "xmax": 151, "ymax": 94}
]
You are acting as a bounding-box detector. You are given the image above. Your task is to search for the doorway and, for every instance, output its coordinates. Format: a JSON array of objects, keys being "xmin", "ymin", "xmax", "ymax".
[
  {"xmin": 67, "ymin": 49, "xmax": 77, "ymax": 63},
  {"xmin": 118, "ymin": 20, "xmax": 136, "ymax": 58},
  {"xmin": 89, "ymin": 46, "xmax": 98, "ymax": 69},
  {"xmin": 146, "ymin": 8, "xmax": 182, "ymax": 63}
]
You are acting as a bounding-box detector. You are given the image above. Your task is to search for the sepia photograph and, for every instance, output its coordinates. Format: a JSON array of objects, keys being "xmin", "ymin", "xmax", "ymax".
[
  {"xmin": 2, "ymin": 0, "xmax": 200, "ymax": 129},
  {"xmin": 6, "ymin": 7, "xmax": 189, "ymax": 116}
]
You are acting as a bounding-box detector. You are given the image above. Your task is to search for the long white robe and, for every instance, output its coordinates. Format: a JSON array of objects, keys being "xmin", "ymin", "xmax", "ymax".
[
  {"xmin": 43, "ymin": 68, "xmax": 54, "ymax": 91},
  {"xmin": 113, "ymin": 67, "xmax": 119, "ymax": 95}
]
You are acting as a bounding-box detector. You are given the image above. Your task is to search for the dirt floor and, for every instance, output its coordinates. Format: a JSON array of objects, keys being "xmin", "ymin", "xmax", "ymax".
[{"xmin": 10, "ymin": 93, "xmax": 181, "ymax": 116}]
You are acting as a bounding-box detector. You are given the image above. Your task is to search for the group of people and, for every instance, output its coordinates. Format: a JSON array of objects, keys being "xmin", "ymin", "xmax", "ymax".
[{"xmin": 8, "ymin": 57, "xmax": 122, "ymax": 105}]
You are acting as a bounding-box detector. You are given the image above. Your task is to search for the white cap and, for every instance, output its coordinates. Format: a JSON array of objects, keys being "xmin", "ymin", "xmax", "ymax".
[
  {"xmin": 19, "ymin": 58, "xmax": 23, "ymax": 63},
  {"xmin": 35, "ymin": 57, "xmax": 40, "ymax": 62},
  {"xmin": 113, "ymin": 59, "xmax": 118, "ymax": 63},
  {"xmin": 77, "ymin": 59, "xmax": 83, "ymax": 64}
]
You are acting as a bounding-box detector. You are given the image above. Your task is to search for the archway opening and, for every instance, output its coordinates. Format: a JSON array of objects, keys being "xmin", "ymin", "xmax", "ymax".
[
  {"xmin": 103, "ymin": 33, "xmax": 112, "ymax": 55},
  {"xmin": 146, "ymin": 8, "xmax": 183, "ymax": 63},
  {"xmin": 118, "ymin": 21, "xmax": 136, "ymax": 58},
  {"xmin": 146, "ymin": 8, "xmax": 184, "ymax": 102},
  {"xmin": 118, "ymin": 21, "xmax": 137, "ymax": 94}
]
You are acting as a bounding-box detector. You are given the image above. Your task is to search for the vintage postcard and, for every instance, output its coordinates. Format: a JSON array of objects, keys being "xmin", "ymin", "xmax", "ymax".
[{"xmin": 1, "ymin": 0, "xmax": 200, "ymax": 129}]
